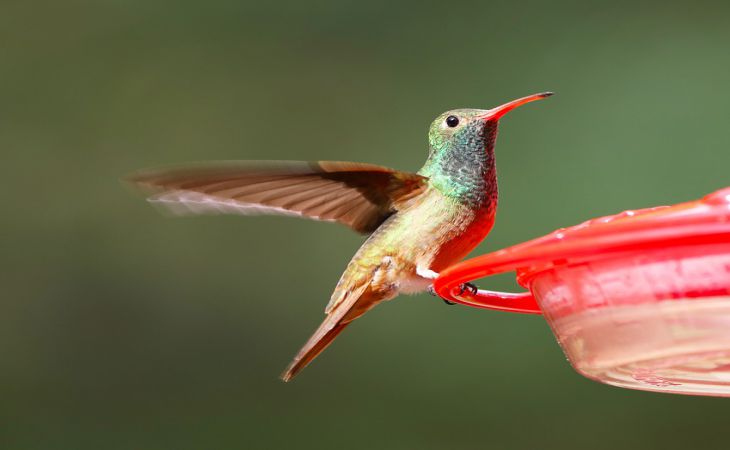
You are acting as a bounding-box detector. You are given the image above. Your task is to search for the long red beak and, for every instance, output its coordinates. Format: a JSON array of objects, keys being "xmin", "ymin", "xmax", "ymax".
[{"xmin": 480, "ymin": 92, "xmax": 553, "ymax": 121}]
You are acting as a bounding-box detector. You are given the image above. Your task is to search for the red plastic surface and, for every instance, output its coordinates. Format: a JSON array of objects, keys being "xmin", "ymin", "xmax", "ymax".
[{"xmin": 433, "ymin": 187, "xmax": 730, "ymax": 313}]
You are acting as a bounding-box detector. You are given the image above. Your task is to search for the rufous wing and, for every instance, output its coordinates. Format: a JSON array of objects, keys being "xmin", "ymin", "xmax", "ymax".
[{"xmin": 127, "ymin": 161, "xmax": 427, "ymax": 234}]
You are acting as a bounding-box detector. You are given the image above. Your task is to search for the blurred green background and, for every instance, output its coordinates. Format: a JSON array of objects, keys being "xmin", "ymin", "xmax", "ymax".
[{"xmin": 3, "ymin": 0, "xmax": 730, "ymax": 448}]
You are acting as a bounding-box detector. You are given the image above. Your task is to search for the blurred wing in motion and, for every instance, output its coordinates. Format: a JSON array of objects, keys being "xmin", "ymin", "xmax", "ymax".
[{"xmin": 127, "ymin": 161, "xmax": 427, "ymax": 234}]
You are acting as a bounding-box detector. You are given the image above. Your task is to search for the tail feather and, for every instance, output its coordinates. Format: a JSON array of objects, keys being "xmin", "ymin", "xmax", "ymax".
[
  {"xmin": 281, "ymin": 280, "xmax": 374, "ymax": 382},
  {"xmin": 280, "ymin": 319, "xmax": 351, "ymax": 382}
]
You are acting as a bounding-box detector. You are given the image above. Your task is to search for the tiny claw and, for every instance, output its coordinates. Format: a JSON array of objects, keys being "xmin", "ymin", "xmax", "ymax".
[
  {"xmin": 428, "ymin": 285, "xmax": 456, "ymax": 305},
  {"xmin": 456, "ymin": 282, "xmax": 478, "ymax": 296}
]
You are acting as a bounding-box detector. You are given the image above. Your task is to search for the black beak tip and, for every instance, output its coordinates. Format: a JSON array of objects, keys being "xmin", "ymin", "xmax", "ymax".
[{"xmin": 540, "ymin": 91, "xmax": 555, "ymax": 98}]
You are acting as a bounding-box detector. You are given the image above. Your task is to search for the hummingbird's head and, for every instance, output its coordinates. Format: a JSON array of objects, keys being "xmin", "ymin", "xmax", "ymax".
[
  {"xmin": 421, "ymin": 92, "xmax": 552, "ymax": 201},
  {"xmin": 427, "ymin": 92, "xmax": 553, "ymax": 155}
]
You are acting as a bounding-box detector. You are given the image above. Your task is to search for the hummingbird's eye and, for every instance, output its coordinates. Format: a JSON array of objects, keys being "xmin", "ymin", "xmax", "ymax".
[{"xmin": 445, "ymin": 115, "xmax": 459, "ymax": 128}]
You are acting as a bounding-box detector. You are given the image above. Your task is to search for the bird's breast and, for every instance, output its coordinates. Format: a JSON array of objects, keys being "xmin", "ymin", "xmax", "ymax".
[
  {"xmin": 375, "ymin": 188, "xmax": 496, "ymax": 271},
  {"xmin": 341, "ymin": 188, "xmax": 496, "ymax": 297},
  {"xmin": 428, "ymin": 207, "xmax": 495, "ymax": 271}
]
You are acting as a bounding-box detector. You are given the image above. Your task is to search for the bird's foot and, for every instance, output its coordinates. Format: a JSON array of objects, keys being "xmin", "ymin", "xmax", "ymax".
[
  {"xmin": 438, "ymin": 283, "xmax": 478, "ymax": 305},
  {"xmin": 456, "ymin": 282, "xmax": 478, "ymax": 296}
]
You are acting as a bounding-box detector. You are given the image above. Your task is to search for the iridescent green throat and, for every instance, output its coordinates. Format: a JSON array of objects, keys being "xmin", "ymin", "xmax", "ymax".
[{"xmin": 418, "ymin": 119, "xmax": 499, "ymax": 208}]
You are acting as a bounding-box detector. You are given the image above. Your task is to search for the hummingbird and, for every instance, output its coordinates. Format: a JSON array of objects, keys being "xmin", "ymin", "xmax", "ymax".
[{"xmin": 128, "ymin": 92, "xmax": 552, "ymax": 381}]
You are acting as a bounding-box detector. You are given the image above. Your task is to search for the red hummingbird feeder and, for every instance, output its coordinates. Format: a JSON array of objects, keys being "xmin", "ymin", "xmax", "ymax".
[{"xmin": 434, "ymin": 186, "xmax": 730, "ymax": 396}]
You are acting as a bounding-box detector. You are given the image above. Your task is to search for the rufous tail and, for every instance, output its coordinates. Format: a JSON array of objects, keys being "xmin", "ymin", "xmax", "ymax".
[
  {"xmin": 280, "ymin": 318, "xmax": 351, "ymax": 382},
  {"xmin": 281, "ymin": 281, "xmax": 375, "ymax": 382}
]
